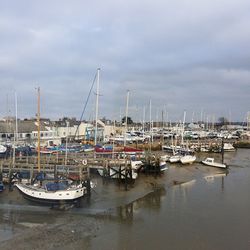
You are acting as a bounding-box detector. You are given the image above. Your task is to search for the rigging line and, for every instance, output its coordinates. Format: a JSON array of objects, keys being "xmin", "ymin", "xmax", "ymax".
[{"xmin": 74, "ymin": 71, "xmax": 97, "ymax": 139}]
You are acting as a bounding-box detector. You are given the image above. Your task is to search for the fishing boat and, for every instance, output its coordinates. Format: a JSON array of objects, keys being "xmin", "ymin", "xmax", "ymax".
[
  {"xmin": 201, "ymin": 158, "xmax": 227, "ymax": 169},
  {"xmin": 15, "ymin": 87, "xmax": 87, "ymax": 205},
  {"xmin": 180, "ymin": 155, "xmax": 196, "ymax": 164}
]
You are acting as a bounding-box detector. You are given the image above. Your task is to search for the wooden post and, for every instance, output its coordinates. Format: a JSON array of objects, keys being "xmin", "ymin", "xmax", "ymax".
[
  {"xmin": 125, "ymin": 159, "xmax": 128, "ymax": 191},
  {"xmin": 221, "ymin": 138, "xmax": 224, "ymax": 164},
  {"xmin": 30, "ymin": 164, "xmax": 34, "ymax": 183}
]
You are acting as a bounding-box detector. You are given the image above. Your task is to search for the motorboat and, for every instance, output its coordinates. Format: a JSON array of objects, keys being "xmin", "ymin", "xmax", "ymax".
[{"xmin": 201, "ymin": 158, "xmax": 227, "ymax": 169}]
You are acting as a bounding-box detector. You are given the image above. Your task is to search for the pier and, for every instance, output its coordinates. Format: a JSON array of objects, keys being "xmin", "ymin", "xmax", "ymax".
[{"xmin": 0, "ymin": 152, "xmax": 147, "ymax": 191}]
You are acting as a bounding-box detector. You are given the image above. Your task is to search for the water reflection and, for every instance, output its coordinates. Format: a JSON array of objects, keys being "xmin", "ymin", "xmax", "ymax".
[{"xmin": 116, "ymin": 187, "xmax": 166, "ymax": 223}]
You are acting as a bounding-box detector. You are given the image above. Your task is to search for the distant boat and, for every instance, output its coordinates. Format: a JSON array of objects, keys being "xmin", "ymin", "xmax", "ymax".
[
  {"xmin": 223, "ymin": 143, "xmax": 235, "ymax": 152},
  {"xmin": 0, "ymin": 181, "xmax": 5, "ymax": 192},
  {"xmin": 0, "ymin": 145, "xmax": 8, "ymax": 158},
  {"xmin": 201, "ymin": 158, "xmax": 227, "ymax": 169},
  {"xmin": 169, "ymin": 154, "xmax": 181, "ymax": 163},
  {"xmin": 160, "ymin": 154, "xmax": 170, "ymax": 162},
  {"xmin": 0, "ymin": 145, "xmax": 7, "ymax": 154},
  {"xmin": 142, "ymin": 155, "xmax": 168, "ymax": 172},
  {"xmin": 159, "ymin": 160, "xmax": 168, "ymax": 171},
  {"xmin": 180, "ymin": 155, "xmax": 196, "ymax": 165},
  {"xmin": 83, "ymin": 145, "xmax": 94, "ymax": 152}
]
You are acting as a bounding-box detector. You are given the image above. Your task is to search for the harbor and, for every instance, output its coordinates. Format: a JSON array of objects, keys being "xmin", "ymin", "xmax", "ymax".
[
  {"xmin": 1, "ymin": 1, "xmax": 250, "ymax": 249},
  {"xmin": 0, "ymin": 148, "xmax": 249, "ymax": 250}
]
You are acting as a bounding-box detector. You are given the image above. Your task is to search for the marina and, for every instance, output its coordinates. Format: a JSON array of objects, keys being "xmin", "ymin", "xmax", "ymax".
[
  {"xmin": 0, "ymin": 148, "xmax": 249, "ymax": 250},
  {"xmin": 1, "ymin": 1, "xmax": 250, "ymax": 249}
]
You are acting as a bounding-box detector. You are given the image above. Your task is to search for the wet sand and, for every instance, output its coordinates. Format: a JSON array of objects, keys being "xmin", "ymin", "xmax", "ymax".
[{"xmin": 0, "ymin": 153, "xmax": 233, "ymax": 250}]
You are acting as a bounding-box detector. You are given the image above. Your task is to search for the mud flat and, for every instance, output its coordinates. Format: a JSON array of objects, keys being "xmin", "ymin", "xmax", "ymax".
[{"xmin": 0, "ymin": 158, "xmax": 232, "ymax": 250}]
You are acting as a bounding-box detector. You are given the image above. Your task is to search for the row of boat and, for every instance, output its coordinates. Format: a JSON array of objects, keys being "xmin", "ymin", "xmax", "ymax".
[{"xmin": 1, "ymin": 153, "xmax": 227, "ymax": 206}]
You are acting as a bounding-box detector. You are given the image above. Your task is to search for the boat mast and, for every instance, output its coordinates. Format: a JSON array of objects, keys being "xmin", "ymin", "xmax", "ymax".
[
  {"xmin": 94, "ymin": 68, "xmax": 100, "ymax": 146},
  {"xmin": 149, "ymin": 99, "xmax": 152, "ymax": 151},
  {"xmin": 142, "ymin": 106, "xmax": 145, "ymax": 140},
  {"xmin": 181, "ymin": 110, "xmax": 186, "ymax": 146},
  {"xmin": 37, "ymin": 87, "xmax": 41, "ymax": 172},
  {"xmin": 65, "ymin": 120, "xmax": 69, "ymax": 165},
  {"xmin": 124, "ymin": 90, "xmax": 130, "ymax": 146},
  {"xmin": 12, "ymin": 92, "xmax": 18, "ymax": 167}
]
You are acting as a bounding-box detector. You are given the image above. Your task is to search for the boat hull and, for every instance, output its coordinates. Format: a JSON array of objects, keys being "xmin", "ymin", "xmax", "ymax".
[
  {"xmin": 15, "ymin": 183, "xmax": 86, "ymax": 205},
  {"xmin": 180, "ymin": 155, "xmax": 196, "ymax": 164},
  {"xmin": 201, "ymin": 161, "xmax": 227, "ymax": 169},
  {"xmin": 169, "ymin": 155, "xmax": 181, "ymax": 163}
]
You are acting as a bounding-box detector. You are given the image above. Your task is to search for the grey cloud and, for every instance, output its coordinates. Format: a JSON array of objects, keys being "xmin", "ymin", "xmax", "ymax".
[{"xmin": 0, "ymin": 0, "xmax": 249, "ymax": 121}]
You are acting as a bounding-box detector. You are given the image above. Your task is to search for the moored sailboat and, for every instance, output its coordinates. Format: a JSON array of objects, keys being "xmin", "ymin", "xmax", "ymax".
[
  {"xmin": 180, "ymin": 155, "xmax": 196, "ymax": 164},
  {"xmin": 15, "ymin": 87, "xmax": 87, "ymax": 205}
]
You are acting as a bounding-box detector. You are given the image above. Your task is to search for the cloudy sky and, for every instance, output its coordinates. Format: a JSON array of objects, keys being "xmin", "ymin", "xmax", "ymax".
[{"xmin": 0, "ymin": 0, "xmax": 250, "ymax": 123}]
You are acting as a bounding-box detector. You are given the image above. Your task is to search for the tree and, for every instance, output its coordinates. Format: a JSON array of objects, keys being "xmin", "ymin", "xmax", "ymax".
[{"xmin": 121, "ymin": 116, "xmax": 133, "ymax": 125}]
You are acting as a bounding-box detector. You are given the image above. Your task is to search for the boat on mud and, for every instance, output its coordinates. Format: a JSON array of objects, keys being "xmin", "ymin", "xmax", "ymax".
[{"xmin": 201, "ymin": 157, "xmax": 227, "ymax": 169}]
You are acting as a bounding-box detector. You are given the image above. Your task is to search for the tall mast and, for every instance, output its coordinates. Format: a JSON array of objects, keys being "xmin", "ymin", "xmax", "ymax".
[
  {"xmin": 124, "ymin": 90, "xmax": 130, "ymax": 146},
  {"xmin": 12, "ymin": 92, "xmax": 18, "ymax": 167},
  {"xmin": 94, "ymin": 68, "xmax": 100, "ymax": 146},
  {"xmin": 142, "ymin": 106, "xmax": 145, "ymax": 139},
  {"xmin": 181, "ymin": 110, "xmax": 186, "ymax": 146},
  {"xmin": 149, "ymin": 99, "xmax": 152, "ymax": 148},
  {"xmin": 65, "ymin": 120, "xmax": 69, "ymax": 165},
  {"xmin": 37, "ymin": 87, "xmax": 41, "ymax": 172}
]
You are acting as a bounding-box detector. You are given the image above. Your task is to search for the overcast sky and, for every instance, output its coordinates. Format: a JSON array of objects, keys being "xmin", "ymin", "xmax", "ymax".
[{"xmin": 0, "ymin": 0, "xmax": 250, "ymax": 123}]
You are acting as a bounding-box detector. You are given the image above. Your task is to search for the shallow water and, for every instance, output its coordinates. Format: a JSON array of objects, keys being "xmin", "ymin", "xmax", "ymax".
[
  {"xmin": 89, "ymin": 149, "xmax": 250, "ymax": 250},
  {"xmin": 0, "ymin": 149, "xmax": 250, "ymax": 249}
]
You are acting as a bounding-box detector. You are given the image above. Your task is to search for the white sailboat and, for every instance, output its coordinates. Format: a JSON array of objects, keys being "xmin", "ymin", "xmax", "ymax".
[
  {"xmin": 15, "ymin": 87, "xmax": 87, "ymax": 205},
  {"xmin": 180, "ymin": 155, "xmax": 196, "ymax": 164},
  {"xmin": 169, "ymin": 154, "xmax": 181, "ymax": 163},
  {"xmin": 223, "ymin": 143, "xmax": 235, "ymax": 152}
]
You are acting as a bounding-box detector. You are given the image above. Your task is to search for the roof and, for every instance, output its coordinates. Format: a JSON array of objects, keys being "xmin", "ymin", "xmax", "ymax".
[{"xmin": 0, "ymin": 120, "xmax": 50, "ymax": 133}]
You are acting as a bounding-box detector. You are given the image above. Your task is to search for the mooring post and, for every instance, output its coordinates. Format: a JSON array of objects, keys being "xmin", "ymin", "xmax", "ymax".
[
  {"xmin": 86, "ymin": 166, "xmax": 91, "ymax": 196},
  {"xmin": 8, "ymin": 169, "xmax": 13, "ymax": 191},
  {"xmin": 0, "ymin": 162, "xmax": 2, "ymax": 177},
  {"xmin": 221, "ymin": 138, "xmax": 224, "ymax": 164},
  {"xmin": 30, "ymin": 164, "xmax": 34, "ymax": 184},
  {"xmin": 125, "ymin": 159, "xmax": 128, "ymax": 191}
]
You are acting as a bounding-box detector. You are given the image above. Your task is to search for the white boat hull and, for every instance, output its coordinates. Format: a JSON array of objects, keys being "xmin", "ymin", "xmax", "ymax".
[
  {"xmin": 180, "ymin": 155, "xmax": 196, "ymax": 164},
  {"xmin": 169, "ymin": 155, "xmax": 181, "ymax": 163},
  {"xmin": 15, "ymin": 183, "xmax": 86, "ymax": 204},
  {"xmin": 201, "ymin": 158, "xmax": 227, "ymax": 169}
]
